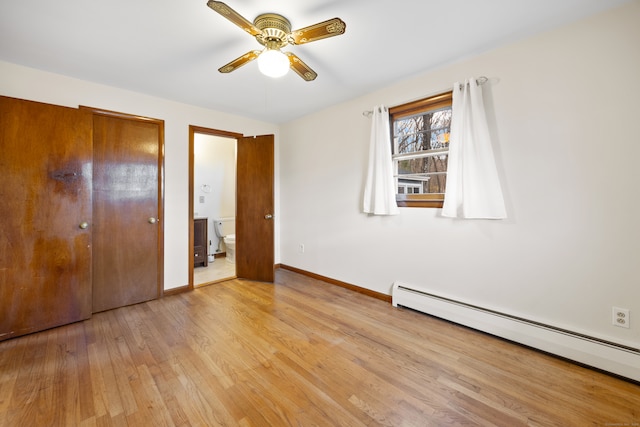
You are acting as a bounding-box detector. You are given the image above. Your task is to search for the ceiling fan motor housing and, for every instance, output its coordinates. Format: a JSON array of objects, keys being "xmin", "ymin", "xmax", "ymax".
[{"xmin": 254, "ymin": 13, "xmax": 291, "ymax": 48}]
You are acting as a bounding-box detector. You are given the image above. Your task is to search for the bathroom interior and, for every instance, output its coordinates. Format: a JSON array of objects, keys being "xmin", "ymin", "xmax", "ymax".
[{"xmin": 193, "ymin": 133, "xmax": 237, "ymax": 286}]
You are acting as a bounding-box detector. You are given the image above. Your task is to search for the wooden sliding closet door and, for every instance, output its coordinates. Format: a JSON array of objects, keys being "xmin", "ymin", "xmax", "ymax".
[
  {"xmin": 0, "ymin": 96, "xmax": 93, "ymax": 341},
  {"xmin": 91, "ymin": 111, "xmax": 163, "ymax": 313}
]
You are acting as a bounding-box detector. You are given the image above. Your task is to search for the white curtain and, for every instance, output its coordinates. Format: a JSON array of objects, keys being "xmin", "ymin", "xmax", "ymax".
[
  {"xmin": 442, "ymin": 78, "xmax": 507, "ymax": 219},
  {"xmin": 363, "ymin": 105, "xmax": 399, "ymax": 215}
]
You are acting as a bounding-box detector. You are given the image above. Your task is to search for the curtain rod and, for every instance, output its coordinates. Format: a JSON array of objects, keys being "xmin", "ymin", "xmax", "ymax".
[{"xmin": 362, "ymin": 76, "xmax": 488, "ymax": 117}]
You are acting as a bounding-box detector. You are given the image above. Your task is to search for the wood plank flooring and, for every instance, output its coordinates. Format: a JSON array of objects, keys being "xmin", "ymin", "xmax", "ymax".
[{"xmin": 1, "ymin": 269, "xmax": 639, "ymax": 426}]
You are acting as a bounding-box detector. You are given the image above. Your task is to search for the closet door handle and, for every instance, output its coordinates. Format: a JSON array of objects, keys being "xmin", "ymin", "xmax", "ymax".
[
  {"xmin": 79, "ymin": 222, "xmax": 89, "ymax": 229},
  {"xmin": 264, "ymin": 214, "xmax": 273, "ymax": 220},
  {"xmin": 148, "ymin": 217, "xmax": 158, "ymax": 224}
]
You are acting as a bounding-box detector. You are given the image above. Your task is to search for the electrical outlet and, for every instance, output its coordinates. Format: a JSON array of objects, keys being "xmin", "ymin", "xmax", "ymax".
[
  {"xmin": 612, "ymin": 307, "xmax": 630, "ymax": 329},
  {"xmin": 298, "ymin": 243, "xmax": 305, "ymax": 253}
]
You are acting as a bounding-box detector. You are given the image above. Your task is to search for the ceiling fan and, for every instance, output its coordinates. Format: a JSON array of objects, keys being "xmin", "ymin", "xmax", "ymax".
[{"xmin": 207, "ymin": 1, "xmax": 346, "ymax": 81}]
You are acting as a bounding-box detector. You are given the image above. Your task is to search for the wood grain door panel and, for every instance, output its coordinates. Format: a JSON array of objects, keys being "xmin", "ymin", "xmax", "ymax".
[
  {"xmin": 0, "ymin": 96, "xmax": 93, "ymax": 340},
  {"xmin": 91, "ymin": 113, "xmax": 161, "ymax": 313},
  {"xmin": 236, "ymin": 135, "xmax": 274, "ymax": 283}
]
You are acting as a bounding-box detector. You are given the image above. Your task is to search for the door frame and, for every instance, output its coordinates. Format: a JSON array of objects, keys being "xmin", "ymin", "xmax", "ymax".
[
  {"xmin": 82, "ymin": 106, "xmax": 165, "ymax": 299},
  {"xmin": 188, "ymin": 125, "xmax": 243, "ymax": 290}
]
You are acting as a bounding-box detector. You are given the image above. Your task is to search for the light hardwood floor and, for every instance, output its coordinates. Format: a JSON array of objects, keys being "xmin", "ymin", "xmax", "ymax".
[{"xmin": 1, "ymin": 269, "xmax": 639, "ymax": 426}]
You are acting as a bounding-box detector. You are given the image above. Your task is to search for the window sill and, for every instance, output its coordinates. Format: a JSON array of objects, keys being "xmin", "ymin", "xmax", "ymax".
[{"xmin": 396, "ymin": 195, "xmax": 444, "ymax": 208}]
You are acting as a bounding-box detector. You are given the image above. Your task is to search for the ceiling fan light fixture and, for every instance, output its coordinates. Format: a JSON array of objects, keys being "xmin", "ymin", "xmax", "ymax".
[
  {"xmin": 208, "ymin": 2, "xmax": 346, "ymax": 81},
  {"xmin": 257, "ymin": 48, "xmax": 290, "ymax": 78}
]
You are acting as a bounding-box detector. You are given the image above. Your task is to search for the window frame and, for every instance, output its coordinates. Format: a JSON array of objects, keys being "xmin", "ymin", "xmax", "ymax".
[{"xmin": 389, "ymin": 91, "xmax": 453, "ymax": 208}]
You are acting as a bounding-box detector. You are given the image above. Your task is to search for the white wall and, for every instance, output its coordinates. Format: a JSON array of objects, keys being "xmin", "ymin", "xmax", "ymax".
[
  {"xmin": 194, "ymin": 134, "xmax": 236, "ymax": 254},
  {"xmin": 0, "ymin": 61, "xmax": 280, "ymax": 290},
  {"xmin": 279, "ymin": 2, "xmax": 640, "ymax": 348}
]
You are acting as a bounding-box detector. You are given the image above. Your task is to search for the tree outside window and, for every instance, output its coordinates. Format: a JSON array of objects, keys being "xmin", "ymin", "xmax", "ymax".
[{"xmin": 390, "ymin": 91, "xmax": 453, "ymax": 208}]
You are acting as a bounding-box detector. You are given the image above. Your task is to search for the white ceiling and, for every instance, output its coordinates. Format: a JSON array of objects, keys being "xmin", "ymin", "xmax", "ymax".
[{"xmin": 0, "ymin": 0, "xmax": 631, "ymax": 124}]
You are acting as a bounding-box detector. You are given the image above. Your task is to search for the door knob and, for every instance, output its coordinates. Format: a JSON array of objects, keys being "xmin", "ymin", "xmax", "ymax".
[
  {"xmin": 148, "ymin": 217, "xmax": 158, "ymax": 224},
  {"xmin": 264, "ymin": 214, "xmax": 273, "ymax": 220},
  {"xmin": 79, "ymin": 222, "xmax": 89, "ymax": 229}
]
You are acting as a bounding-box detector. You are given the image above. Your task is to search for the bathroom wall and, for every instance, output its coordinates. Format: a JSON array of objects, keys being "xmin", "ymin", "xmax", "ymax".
[
  {"xmin": 278, "ymin": 2, "xmax": 640, "ymax": 348},
  {"xmin": 193, "ymin": 134, "xmax": 237, "ymax": 255}
]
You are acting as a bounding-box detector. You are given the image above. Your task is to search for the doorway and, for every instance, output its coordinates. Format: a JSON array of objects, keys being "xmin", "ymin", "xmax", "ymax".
[
  {"xmin": 189, "ymin": 126, "xmax": 242, "ymax": 288},
  {"xmin": 193, "ymin": 132, "xmax": 237, "ymax": 286},
  {"xmin": 188, "ymin": 126, "xmax": 275, "ymax": 288}
]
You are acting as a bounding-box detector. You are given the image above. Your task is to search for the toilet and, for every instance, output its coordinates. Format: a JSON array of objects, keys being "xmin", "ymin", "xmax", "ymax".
[{"xmin": 213, "ymin": 217, "xmax": 236, "ymax": 263}]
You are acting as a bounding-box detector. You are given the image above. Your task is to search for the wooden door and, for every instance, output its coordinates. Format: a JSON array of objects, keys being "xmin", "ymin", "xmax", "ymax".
[
  {"xmin": 0, "ymin": 96, "xmax": 93, "ymax": 340},
  {"xmin": 236, "ymin": 135, "xmax": 275, "ymax": 282},
  {"xmin": 91, "ymin": 111, "xmax": 163, "ymax": 313}
]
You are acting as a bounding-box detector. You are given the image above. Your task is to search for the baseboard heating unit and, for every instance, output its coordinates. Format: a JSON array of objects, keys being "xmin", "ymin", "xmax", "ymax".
[{"xmin": 392, "ymin": 282, "xmax": 640, "ymax": 382}]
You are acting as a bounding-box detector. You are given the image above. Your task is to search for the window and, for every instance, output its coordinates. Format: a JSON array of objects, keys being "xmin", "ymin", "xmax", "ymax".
[{"xmin": 390, "ymin": 91, "xmax": 453, "ymax": 208}]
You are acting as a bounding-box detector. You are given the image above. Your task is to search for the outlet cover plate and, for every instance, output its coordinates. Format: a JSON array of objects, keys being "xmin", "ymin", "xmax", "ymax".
[{"xmin": 612, "ymin": 307, "xmax": 630, "ymax": 329}]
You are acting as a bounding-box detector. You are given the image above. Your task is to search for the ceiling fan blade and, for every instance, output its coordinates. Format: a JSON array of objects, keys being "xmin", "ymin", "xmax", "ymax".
[
  {"xmin": 218, "ymin": 50, "xmax": 261, "ymax": 73},
  {"xmin": 207, "ymin": 1, "xmax": 262, "ymax": 37},
  {"xmin": 285, "ymin": 53, "xmax": 317, "ymax": 81},
  {"xmin": 289, "ymin": 17, "xmax": 346, "ymax": 45}
]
